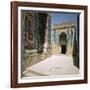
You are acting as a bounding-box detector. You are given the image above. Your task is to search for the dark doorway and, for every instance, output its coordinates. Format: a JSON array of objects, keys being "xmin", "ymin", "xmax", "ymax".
[
  {"xmin": 61, "ymin": 45, "xmax": 66, "ymax": 54},
  {"xmin": 59, "ymin": 32, "xmax": 67, "ymax": 54}
]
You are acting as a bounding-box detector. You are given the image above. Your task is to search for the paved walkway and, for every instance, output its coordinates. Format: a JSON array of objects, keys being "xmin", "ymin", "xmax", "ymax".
[{"xmin": 23, "ymin": 54, "xmax": 79, "ymax": 77}]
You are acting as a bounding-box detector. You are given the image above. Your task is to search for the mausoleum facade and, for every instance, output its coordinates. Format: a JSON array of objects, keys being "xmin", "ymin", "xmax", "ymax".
[{"xmin": 51, "ymin": 22, "xmax": 76, "ymax": 56}]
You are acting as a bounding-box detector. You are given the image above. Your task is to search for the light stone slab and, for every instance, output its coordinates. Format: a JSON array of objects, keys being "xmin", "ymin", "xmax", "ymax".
[{"xmin": 23, "ymin": 54, "xmax": 79, "ymax": 77}]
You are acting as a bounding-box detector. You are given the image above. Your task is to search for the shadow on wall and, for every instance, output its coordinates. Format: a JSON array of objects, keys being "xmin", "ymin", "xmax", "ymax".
[
  {"xmin": 37, "ymin": 13, "xmax": 47, "ymax": 53},
  {"xmin": 72, "ymin": 14, "xmax": 79, "ymax": 68},
  {"xmin": 72, "ymin": 40, "xmax": 79, "ymax": 68}
]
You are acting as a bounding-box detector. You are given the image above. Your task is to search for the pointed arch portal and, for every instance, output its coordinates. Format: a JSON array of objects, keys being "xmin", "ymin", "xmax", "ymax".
[{"xmin": 59, "ymin": 32, "xmax": 67, "ymax": 54}]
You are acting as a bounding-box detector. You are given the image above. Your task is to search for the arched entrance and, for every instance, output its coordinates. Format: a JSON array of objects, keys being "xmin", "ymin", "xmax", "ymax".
[{"xmin": 59, "ymin": 32, "xmax": 67, "ymax": 54}]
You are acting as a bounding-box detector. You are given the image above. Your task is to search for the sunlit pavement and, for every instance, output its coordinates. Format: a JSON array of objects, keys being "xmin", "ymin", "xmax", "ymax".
[{"xmin": 23, "ymin": 54, "xmax": 79, "ymax": 77}]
